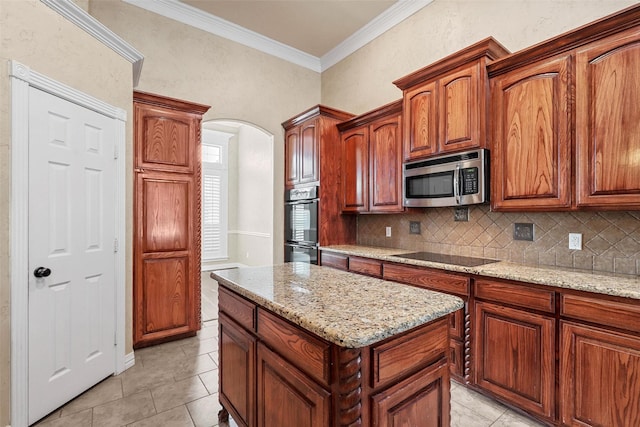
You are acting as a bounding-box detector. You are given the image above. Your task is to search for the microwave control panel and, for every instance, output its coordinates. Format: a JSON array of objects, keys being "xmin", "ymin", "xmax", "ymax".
[{"xmin": 462, "ymin": 167, "xmax": 478, "ymax": 195}]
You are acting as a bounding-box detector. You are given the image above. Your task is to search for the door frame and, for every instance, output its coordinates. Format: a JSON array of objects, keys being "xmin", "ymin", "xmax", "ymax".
[{"xmin": 9, "ymin": 60, "xmax": 128, "ymax": 426}]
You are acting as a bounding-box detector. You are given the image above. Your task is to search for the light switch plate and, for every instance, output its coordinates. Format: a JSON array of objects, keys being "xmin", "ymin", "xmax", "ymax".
[
  {"xmin": 385, "ymin": 226, "xmax": 392, "ymax": 237},
  {"xmin": 569, "ymin": 233, "xmax": 582, "ymax": 250}
]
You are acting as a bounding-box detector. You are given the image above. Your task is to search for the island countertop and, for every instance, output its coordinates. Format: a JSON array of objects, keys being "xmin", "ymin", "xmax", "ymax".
[{"xmin": 211, "ymin": 262, "xmax": 464, "ymax": 348}]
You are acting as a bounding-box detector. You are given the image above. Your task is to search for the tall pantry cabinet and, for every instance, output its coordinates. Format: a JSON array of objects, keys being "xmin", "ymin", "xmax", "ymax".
[{"xmin": 133, "ymin": 91, "xmax": 210, "ymax": 348}]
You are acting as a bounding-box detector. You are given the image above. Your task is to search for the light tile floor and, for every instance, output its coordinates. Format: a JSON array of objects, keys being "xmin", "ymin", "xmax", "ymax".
[{"xmin": 35, "ymin": 274, "xmax": 545, "ymax": 427}]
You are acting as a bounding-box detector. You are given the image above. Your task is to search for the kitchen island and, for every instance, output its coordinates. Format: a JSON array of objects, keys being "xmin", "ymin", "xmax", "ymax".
[{"xmin": 212, "ymin": 262, "xmax": 464, "ymax": 427}]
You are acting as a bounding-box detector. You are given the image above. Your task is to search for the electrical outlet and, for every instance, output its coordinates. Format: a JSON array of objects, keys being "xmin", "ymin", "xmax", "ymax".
[
  {"xmin": 454, "ymin": 207, "xmax": 469, "ymax": 222},
  {"xmin": 385, "ymin": 226, "xmax": 392, "ymax": 237},
  {"xmin": 569, "ymin": 233, "xmax": 582, "ymax": 250}
]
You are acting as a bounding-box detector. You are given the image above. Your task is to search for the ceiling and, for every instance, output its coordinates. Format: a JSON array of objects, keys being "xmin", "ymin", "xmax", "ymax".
[
  {"xmin": 124, "ymin": 0, "xmax": 433, "ymax": 72},
  {"xmin": 182, "ymin": 0, "xmax": 396, "ymax": 58}
]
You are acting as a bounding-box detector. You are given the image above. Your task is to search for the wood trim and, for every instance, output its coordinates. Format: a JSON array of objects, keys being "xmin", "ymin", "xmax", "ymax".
[
  {"xmin": 561, "ymin": 293, "xmax": 640, "ymax": 334},
  {"xmin": 475, "ymin": 278, "xmax": 556, "ymax": 314},
  {"xmin": 281, "ymin": 104, "xmax": 354, "ymax": 129},
  {"xmin": 337, "ymin": 99, "xmax": 403, "ymax": 131},
  {"xmin": 393, "ymin": 37, "xmax": 510, "ymax": 89},
  {"xmin": 133, "ymin": 90, "xmax": 210, "ymax": 114},
  {"xmin": 488, "ymin": 3, "xmax": 640, "ymax": 76}
]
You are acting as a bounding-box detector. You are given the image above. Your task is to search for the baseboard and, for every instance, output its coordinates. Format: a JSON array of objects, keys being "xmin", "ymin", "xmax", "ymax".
[{"xmin": 124, "ymin": 351, "xmax": 135, "ymax": 371}]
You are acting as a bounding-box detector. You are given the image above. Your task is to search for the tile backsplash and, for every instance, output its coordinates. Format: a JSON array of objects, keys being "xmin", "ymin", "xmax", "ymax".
[{"xmin": 357, "ymin": 206, "xmax": 640, "ymax": 275}]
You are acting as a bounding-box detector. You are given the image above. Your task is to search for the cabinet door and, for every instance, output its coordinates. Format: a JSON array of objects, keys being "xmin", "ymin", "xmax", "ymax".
[
  {"xmin": 257, "ymin": 342, "xmax": 330, "ymax": 427},
  {"xmin": 219, "ymin": 313, "xmax": 256, "ymax": 427},
  {"xmin": 284, "ymin": 126, "xmax": 299, "ymax": 188},
  {"xmin": 372, "ymin": 359, "xmax": 450, "ymax": 427},
  {"xmin": 560, "ymin": 321, "xmax": 640, "ymax": 427},
  {"xmin": 369, "ymin": 115, "xmax": 403, "ymax": 213},
  {"xmin": 474, "ymin": 301, "xmax": 555, "ymax": 419},
  {"xmin": 490, "ymin": 55, "xmax": 572, "ymax": 211},
  {"xmin": 439, "ymin": 64, "xmax": 480, "ymax": 153},
  {"xmin": 299, "ymin": 119, "xmax": 319, "ymax": 185},
  {"xmin": 576, "ymin": 28, "xmax": 640, "ymax": 209},
  {"xmin": 133, "ymin": 171, "xmax": 197, "ymax": 346},
  {"xmin": 403, "ymin": 81, "xmax": 438, "ymax": 160},
  {"xmin": 341, "ymin": 127, "xmax": 369, "ymax": 213}
]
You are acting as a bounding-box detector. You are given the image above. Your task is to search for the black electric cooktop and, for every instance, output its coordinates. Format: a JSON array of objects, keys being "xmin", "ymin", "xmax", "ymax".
[{"xmin": 393, "ymin": 251, "xmax": 498, "ymax": 267}]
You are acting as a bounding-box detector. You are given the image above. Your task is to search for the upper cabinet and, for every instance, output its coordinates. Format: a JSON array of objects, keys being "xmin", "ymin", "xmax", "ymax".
[
  {"xmin": 394, "ymin": 38, "xmax": 510, "ymax": 161},
  {"xmin": 283, "ymin": 106, "xmax": 353, "ymax": 189},
  {"xmin": 338, "ymin": 100, "xmax": 404, "ymax": 214},
  {"xmin": 489, "ymin": 5, "xmax": 640, "ymax": 211}
]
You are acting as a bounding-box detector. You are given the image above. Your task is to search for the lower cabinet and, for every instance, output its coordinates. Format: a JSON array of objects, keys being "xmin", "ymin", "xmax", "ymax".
[
  {"xmin": 257, "ymin": 342, "xmax": 331, "ymax": 427},
  {"xmin": 218, "ymin": 284, "xmax": 451, "ymax": 427},
  {"xmin": 474, "ymin": 301, "xmax": 555, "ymax": 420},
  {"xmin": 219, "ymin": 312, "xmax": 256, "ymax": 427},
  {"xmin": 560, "ymin": 321, "xmax": 640, "ymax": 427}
]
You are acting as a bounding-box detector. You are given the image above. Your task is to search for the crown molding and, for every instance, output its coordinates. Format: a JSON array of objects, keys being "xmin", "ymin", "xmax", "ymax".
[
  {"xmin": 41, "ymin": 0, "xmax": 144, "ymax": 86},
  {"xmin": 123, "ymin": 0, "xmax": 432, "ymax": 73},
  {"xmin": 321, "ymin": 0, "xmax": 434, "ymax": 71},
  {"xmin": 123, "ymin": 0, "xmax": 322, "ymax": 72}
]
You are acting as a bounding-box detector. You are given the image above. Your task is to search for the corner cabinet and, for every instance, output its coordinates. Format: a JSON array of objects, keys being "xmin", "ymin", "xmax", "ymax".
[
  {"xmin": 133, "ymin": 91, "xmax": 210, "ymax": 348},
  {"xmin": 489, "ymin": 7, "xmax": 640, "ymax": 211},
  {"xmin": 393, "ymin": 37, "xmax": 509, "ymax": 161},
  {"xmin": 338, "ymin": 100, "xmax": 404, "ymax": 214}
]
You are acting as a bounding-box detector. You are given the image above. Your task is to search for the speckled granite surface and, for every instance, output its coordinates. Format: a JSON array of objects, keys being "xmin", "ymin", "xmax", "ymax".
[
  {"xmin": 211, "ymin": 263, "xmax": 464, "ymax": 348},
  {"xmin": 321, "ymin": 245, "xmax": 640, "ymax": 300}
]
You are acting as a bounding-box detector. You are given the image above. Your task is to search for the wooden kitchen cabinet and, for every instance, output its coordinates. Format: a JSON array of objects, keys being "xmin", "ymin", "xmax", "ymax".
[
  {"xmin": 575, "ymin": 27, "xmax": 640, "ymax": 209},
  {"xmin": 338, "ymin": 100, "xmax": 404, "ymax": 214},
  {"xmin": 489, "ymin": 55, "xmax": 572, "ymax": 211},
  {"xmin": 489, "ymin": 6, "xmax": 640, "ymax": 211},
  {"xmin": 133, "ymin": 91, "xmax": 209, "ymax": 348},
  {"xmin": 284, "ymin": 120, "xmax": 318, "ymax": 187},
  {"xmin": 474, "ymin": 279, "xmax": 555, "ymax": 421},
  {"xmin": 394, "ymin": 38, "xmax": 509, "ymax": 161}
]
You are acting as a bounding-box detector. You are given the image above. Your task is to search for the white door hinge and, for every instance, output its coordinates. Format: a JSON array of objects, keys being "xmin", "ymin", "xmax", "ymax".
[
  {"xmin": 114, "ymin": 144, "xmax": 119, "ymax": 159},
  {"xmin": 114, "ymin": 238, "xmax": 119, "ymax": 253}
]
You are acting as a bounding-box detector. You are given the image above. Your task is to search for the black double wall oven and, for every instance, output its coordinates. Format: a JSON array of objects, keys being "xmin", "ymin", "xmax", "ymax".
[{"xmin": 284, "ymin": 186, "xmax": 319, "ymax": 264}]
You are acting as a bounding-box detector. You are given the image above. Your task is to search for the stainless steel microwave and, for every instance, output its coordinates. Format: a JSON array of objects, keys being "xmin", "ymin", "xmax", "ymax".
[{"xmin": 403, "ymin": 149, "xmax": 489, "ymax": 208}]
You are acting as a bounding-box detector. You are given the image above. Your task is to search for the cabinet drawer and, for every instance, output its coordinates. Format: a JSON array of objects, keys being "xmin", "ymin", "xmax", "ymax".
[
  {"xmin": 257, "ymin": 309, "xmax": 331, "ymax": 386},
  {"xmin": 475, "ymin": 278, "xmax": 555, "ymax": 314},
  {"xmin": 349, "ymin": 256, "xmax": 382, "ymax": 277},
  {"xmin": 383, "ymin": 263, "xmax": 469, "ymax": 296},
  {"xmin": 320, "ymin": 251, "xmax": 348, "ymax": 271},
  {"xmin": 372, "ymin": 317, "xmax": 448, "ymax": 388},
  {"xmin": 219, "ymin": 286, "xmax": 256, "ymax": 331},
  {"xmin": 561, "ymin": 293, "xmax": 640, "ymax": 334}
]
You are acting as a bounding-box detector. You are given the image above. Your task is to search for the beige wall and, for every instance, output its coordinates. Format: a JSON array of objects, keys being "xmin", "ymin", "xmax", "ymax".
[
  {"xmin": 322, "ymin": 0, "xmax": 638, "ymax": 114},
  {"xmin": 0, "ymin": 1, "xmax": 133, "ymax": 424},
  {"xmin": 90, "ymin": 0, "xmax": 321, "ymax": 269}
]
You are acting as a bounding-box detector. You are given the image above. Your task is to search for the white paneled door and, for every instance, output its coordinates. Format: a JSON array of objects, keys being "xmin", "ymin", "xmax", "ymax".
[{"xmin": 28, "ymin": 87, "xmax": 116, "ymax": 424}]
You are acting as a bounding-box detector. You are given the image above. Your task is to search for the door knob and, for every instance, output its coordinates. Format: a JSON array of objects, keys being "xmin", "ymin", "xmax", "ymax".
[{"xmin": 33, "ymin": 267, "xmax": 51, "ymax": 278}]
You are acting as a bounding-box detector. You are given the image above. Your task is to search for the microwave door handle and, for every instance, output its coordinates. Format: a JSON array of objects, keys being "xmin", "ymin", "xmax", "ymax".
[{"xmin": 454, "ymin": 164, "xmax": 461, "ymax": 204}]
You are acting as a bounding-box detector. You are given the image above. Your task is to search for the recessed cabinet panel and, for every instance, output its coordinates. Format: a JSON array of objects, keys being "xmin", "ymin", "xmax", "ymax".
[
  {"xmin": 341, "ymin": 129, "xmax": 369, "ymax": 212},
  {"xmin": 142, "ymin": 116, "xmax": 190, "ymax": 167},
  {"xmin": 405, "ymin": 83, "xmax": 438, "ymax": 160},
  {"xmin": 576, "ymin": 29, "xmax": 640, "ymax": 208},
  {"xmin": 141, "ymin": 257, "xmax": 189, "ymax": 334},
  {"xmin": 142, "ymin": 178, "xmax": 190, "ymax": 252},
  {"xmin": 440, "ymin": 65, "xmax": 479, "ymax": 152},
  {"xmin": 300, "ymin": 121, "xmax": 318, "ymax": 184},
  {"xmin": 284, "ymin": 128, "xmax": 299, "ymax": 186},
  {"xmin": 370, "ymin": 117, "xmax": 402, "ymax": 211},
  {"xmin": 560, "ymin": 321, "xmax": 640, "ymax": 427},
  {"xmin": 490, "ymin": 56, "xmax": 571, "ymax": 211}
]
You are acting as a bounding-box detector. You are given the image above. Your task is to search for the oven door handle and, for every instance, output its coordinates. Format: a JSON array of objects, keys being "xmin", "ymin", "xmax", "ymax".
[{"xmin": 454, "ymin": 164, "xmax": 461, "ymax": 205}]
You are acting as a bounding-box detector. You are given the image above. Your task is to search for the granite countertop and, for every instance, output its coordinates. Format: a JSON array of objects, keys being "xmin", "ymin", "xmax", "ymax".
[
  {"xmin": 321, "ymin": 245, "xmax": 640, "ymax": 300},
  {"xmin": 211, "ymin": 263, "xmax": 464, "ymax": 348}
]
